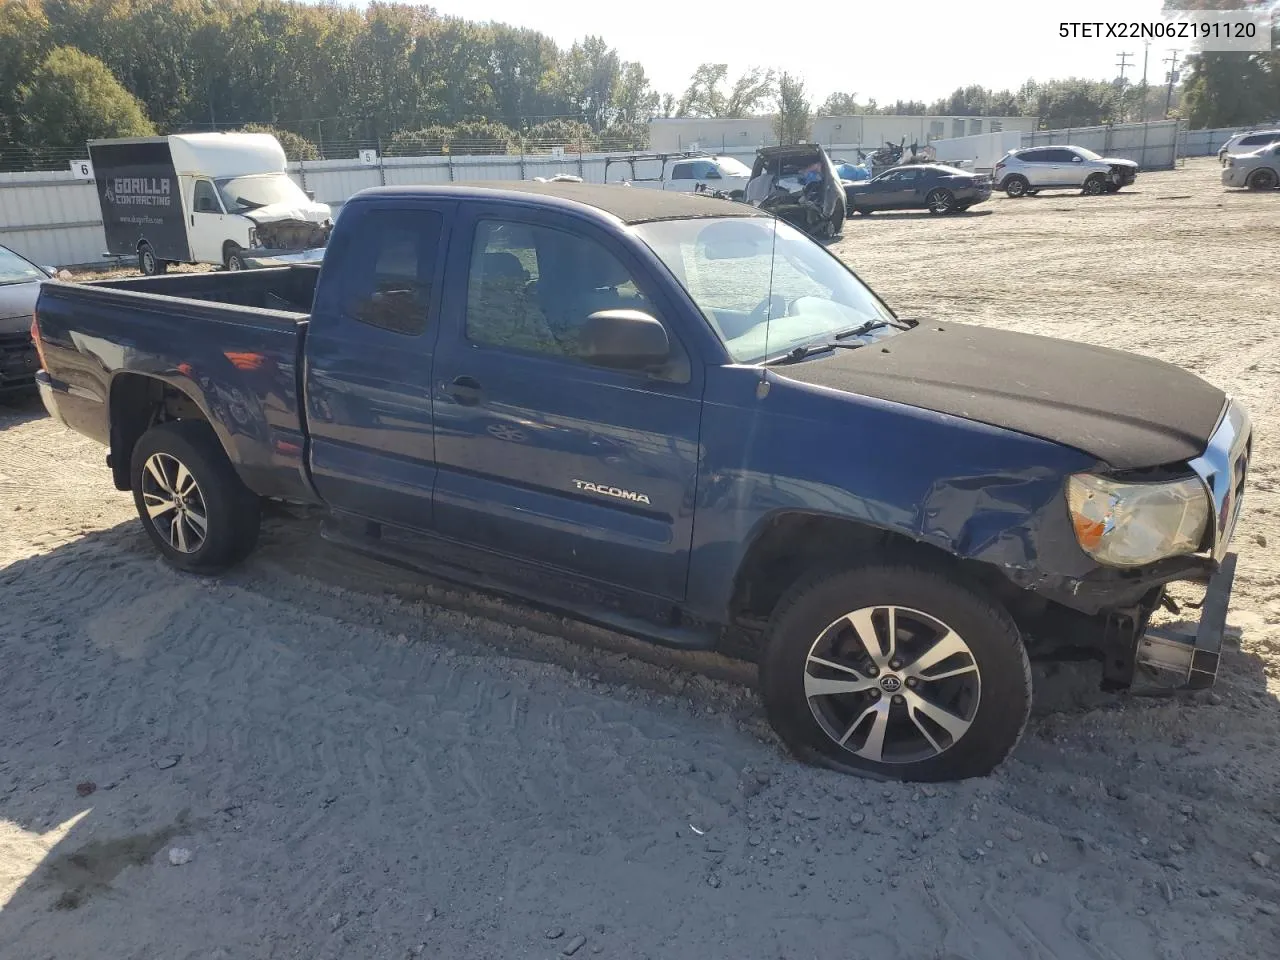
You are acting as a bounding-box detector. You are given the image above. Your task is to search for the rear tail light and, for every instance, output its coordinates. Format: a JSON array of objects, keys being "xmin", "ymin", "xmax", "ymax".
[{"xmin": 30, "ymin": 311, "xmax": 48, "ymax": 371}]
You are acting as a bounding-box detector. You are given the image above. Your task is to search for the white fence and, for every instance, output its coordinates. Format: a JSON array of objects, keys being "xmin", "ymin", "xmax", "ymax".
[
  {"xmin": 0, "ymin": 120, "xmax": 1233, "ymax": 268},
  {"xmin": 1022, "ymin": 120, "xmax": 1184, "ymax": 171}
]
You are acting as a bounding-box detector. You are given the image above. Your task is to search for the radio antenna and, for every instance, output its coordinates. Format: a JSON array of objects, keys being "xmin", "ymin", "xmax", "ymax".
[{"xmin": 757, "ymin": 217, "xmax": 779, "ymax": 397}]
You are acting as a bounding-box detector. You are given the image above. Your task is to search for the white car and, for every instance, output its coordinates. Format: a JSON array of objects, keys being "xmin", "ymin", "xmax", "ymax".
[
  {"xmin": 605, "ymin": 154, "xmax": 752, "ymax": 198},
  {"xmin": 1221, "ymin": 142, "xmax": 1280, "ymax": 190},
  {"xmin": 993, "ymin": 145, "xmax": 1139, "ymax": 198},
  {"xmin": 1217, "ymin": 129, "xmax": 1280, "ymax": 166}
]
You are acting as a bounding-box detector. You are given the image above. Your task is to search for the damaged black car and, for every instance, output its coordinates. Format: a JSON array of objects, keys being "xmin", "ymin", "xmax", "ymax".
[{"xmin": 744, "ymin": 143, "xmax": 847, "ymax": 238}]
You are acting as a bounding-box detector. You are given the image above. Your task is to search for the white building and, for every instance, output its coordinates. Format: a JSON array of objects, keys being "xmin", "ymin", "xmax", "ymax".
[{"xmin": 648, "ymin": 115, "xmax": 1040, "ymax": 154}]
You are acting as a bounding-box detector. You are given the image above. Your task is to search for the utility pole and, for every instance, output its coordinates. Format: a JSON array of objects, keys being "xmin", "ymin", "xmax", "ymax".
[
  {"xmin": 1163, "ymin": 49, "xmax": 1181, "ymax": 120},
  {"xmin": 1140, "ymin": 40, "xmax": 1151, "ymax": 122},
  {"xmin": 1117, "ymin": 51, "xmax": 1133, "ymax": 120}
]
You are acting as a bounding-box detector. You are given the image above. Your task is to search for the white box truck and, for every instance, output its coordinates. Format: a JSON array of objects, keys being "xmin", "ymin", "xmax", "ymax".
[{"xmin": 89, "ymin": 132, "xmax": 333, "ymax": 274}]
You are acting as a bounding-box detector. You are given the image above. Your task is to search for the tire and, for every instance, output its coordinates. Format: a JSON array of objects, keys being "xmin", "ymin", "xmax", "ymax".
[
  {"xmin": 138, "ymin": 242, "xmax": 166, "ymax": 276},
  {"xmin": 1004, "ymin": 175, "xmax": 1029, "ymax": 198},
  {"xmin": 225, "ymin": 245, "xmax": 247, "ymax": 271},
  {"xmin": 1082, "ymin": 173, "xmax": 1107, "ymax": 195},
  {"xmin": 926, "ymin": 188, "xmax": 954, "ymax": 214},
  {"xmin": 1248, "ymin": 168, "xmax": 1278, "ymax": 191},
  {"xmin": 130, "ymin": 420, "xmax": 261, "ymax": 574},
  {"xmin": 1026, "ymin": 189, "xmax": 1040, "ymax": 196},
  {"xmin": 759, "ymin": 562, "xmax": 1032, "ymax": 782},
  {"xmin": 1104, "ymin": 183, "xmax": 1122, "ymax": 193}
]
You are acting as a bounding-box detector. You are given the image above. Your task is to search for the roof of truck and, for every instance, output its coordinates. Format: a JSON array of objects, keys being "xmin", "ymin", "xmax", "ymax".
[{"xmin": 353, "ymin": 181, "xmax": 765, "ymax": 225}]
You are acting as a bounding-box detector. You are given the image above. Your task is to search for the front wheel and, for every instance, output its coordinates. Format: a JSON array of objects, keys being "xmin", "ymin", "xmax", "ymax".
[
  {"xmin": 759, "ymin": 562, "xmax": 1032, "ymax": 782},
  {"xmin": 926, "ymin": 188, "xmax": 954, "ymax": 214},
  {"xmin": 1248, "ymin": 168, "xmax": 1278, "ymax": 191},
  {"xmin": 1082, "ymin": 174, "xmax": 1108, "ymax": 195},
  {"xmin": 130, "ymin": 420, "xmax": 261, "ymax": 573},
  {"xmin": 225, "ymin": 245, "xmax": 247, "ymax": 271}
]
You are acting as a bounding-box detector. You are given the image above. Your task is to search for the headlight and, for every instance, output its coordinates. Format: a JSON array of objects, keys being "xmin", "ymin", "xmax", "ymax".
[{"xmin": 1066, "ymin": 474, "xmax": 1209, "ymax": 567}]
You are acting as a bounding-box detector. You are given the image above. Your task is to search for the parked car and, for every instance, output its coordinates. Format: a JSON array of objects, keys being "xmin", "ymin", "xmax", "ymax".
[
  {"xmin": 1218, "ymin": 129, "xmax": 1280, "ymax": 166},
  {"xmin": 844, "ymin": 164, "xmax": 992, "ymax": 215},
  {"xmin": 90, "ymin": 132, "xmax": 333, "ymax": 275},
  {"xmin": 0, "ymin": 243, "xmax": 57, "ymax": 399},
  {"xmin": 1221, "ymin": 141, "xmax": 1280, "ymax": 190},
  {"xmin": 994, "ymin": 146, "xmax": 1139, "ymax": 197},
  {"xmin": 744, "ymin": 143, "xmax": 846, "ymax": 236},
  {"xmin": 604, "ymin": 153, "xmax": 752, "ymax": 198},
  {"xmin": 33, "ymin": 182, "xmax": 1248, "ymax": 782}
]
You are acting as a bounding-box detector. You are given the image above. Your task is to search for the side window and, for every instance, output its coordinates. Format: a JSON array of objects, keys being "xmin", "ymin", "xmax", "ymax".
[
  {"xmin": 343, "ymin": 209, "xmax": 442, "ymax": 335},
  {"xmin": 670, "ymin": 162, "xmax": 694, "ymax": 180},
  {"xmin": 193, "ymin": 180, "xmax": 221, "ymax": 213},
  {"xmin": 696, "ymin": 161, "xmax": 722, "ymax": 179},
  {"xmin": 1241, "ymin": 135, "xmax": 1266, "ymax": 147},
  {"xmin": 465, "ymin": 219, "xmax": 653, "ymax": 362}
]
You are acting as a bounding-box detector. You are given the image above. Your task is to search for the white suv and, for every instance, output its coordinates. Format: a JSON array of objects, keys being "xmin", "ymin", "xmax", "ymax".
[
  {"xmin": 1218, "ymin": 129, "xmax": 1280, "ymax": 166},
  {"xmin": 993, "ymin": 146, "xmax": 1139, "ymax": 198}
]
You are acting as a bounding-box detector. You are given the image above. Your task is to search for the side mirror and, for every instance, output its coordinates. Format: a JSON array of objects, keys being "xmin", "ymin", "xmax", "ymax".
[
  {"xmin": 580, "ymin": 309, "xmax": 670, "ymax": 369},
  {"xmin": 1072, "ymin": 156, "xmax": 1083, "ymax": 162},
  {"xmin": 41, "ymin": 265, "xmax": 58, "ymax": 277}
]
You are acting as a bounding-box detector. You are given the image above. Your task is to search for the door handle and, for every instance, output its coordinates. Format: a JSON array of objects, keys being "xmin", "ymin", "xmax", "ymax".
[{"xmin": 445, "ymin": 375, "xmax": 484, "ymax": 406}]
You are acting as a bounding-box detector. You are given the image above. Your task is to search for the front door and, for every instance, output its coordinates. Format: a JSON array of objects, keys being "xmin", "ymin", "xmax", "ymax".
[
  {"xmin": 188, "ymin": 178, "xmax": 228, "ymax": 264},
  {"xmin": 430, "ymin": 206, "xmax": 704, "ymax": 601},
  {"xmin": 305, "ymin": 199, "xmax": 454, "ymax": 531}
]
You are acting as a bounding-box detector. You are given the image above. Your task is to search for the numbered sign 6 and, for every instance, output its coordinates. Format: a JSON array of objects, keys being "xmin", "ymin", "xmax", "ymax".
[{"xmin": 70, "ymin": 159, "xmax": 95, "ymax": 180}]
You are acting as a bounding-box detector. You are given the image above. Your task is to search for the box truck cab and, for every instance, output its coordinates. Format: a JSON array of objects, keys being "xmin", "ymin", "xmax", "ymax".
[{"xmin": 89, "ymin": 132, "xmax": 333, "ymax": 275}]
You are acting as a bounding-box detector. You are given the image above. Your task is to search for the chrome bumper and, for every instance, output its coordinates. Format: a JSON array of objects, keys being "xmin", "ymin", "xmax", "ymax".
[{"xmin": 1189, "ymin": 400, "xmax": 1251, "ymax": 562}]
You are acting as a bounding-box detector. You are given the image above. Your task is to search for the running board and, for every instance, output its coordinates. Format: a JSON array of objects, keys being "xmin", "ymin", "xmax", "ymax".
[{"xmin": 318, "ymin": 517, "xmax": 718, "ymax": 652}]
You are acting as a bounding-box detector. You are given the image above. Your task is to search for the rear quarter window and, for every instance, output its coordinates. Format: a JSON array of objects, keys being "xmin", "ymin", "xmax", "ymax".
[{"xmin": 339, "ymin": 208, "xmax": 443, "ymax": 335}]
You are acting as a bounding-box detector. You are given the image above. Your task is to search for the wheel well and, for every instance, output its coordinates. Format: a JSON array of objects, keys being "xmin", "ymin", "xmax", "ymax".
[
  {"xmin": 108, "ymin": 373, "xmax": 210, "ymax": 490},
  {"xmin": 727, "ymin": 513, "xmax": 1033, "ymax": 629}
]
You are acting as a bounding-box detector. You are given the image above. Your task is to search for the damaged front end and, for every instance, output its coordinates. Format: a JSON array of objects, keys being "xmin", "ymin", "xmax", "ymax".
[{"xmin": 251, "ymin": 217, "xmax": 331, "ymax": 252}]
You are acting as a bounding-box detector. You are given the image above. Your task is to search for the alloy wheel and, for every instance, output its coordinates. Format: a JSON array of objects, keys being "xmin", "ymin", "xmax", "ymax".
[
  {"xmin": 803, "ymin": 605, "xmax": 981, "ymax": 764},
  {"xmin": 140, "ymin": 452, "xmax": 208, "ymax": 554}
]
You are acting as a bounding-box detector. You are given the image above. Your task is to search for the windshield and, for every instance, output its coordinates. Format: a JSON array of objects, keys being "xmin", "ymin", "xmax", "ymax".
[
  {"xmin": 1074, "ymin": 147, "xmax": 1103, "ymax": 160},
  {"xmin": 714, "ymin": 156, "xmax": 752, "ymax": 177},
  {"xmin": 634, "ymin": 216, "xmax": 897, "ymax": 363},
  {"xmin": 0, "ymin": 246, "xmax": 45, "ymax": 285},
  {"xmin": 215, "ymin": 173, "xmax": 311, "ymax": 213}
]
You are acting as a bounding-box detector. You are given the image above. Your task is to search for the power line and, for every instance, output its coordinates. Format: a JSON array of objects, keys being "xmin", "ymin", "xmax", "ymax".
[
  {"xmin": 1116, "ymin": 52, "xmax": 1133, "ymax": 83},
  {"xmin": 1163, "ymin": 49, "xmax": 1181, "ymax": 120}
]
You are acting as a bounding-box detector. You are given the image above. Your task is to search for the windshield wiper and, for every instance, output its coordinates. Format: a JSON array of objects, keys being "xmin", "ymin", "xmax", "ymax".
[{"xmin": 766, "ymin": 320, "xmax": 893, "ymax": 365}]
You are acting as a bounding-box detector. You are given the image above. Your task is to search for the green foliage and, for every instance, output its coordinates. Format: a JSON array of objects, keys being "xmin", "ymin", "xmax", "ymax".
[
  {"xmin": 19, "ymin": 46, "xmax": 154, "ymax": 153},
  {"xmin": 449, "ymin": 120, "xmax": 517, "ymax": 155},
  {"xmin": 678, "ymin": 64, "xmax": 776, "ymax": 119},
  {"xmin": 237, "ymin": 123, "xmax": 321, "ymax": 160},
  {"xmin": 774, "ymin": 73, "xmax": 811, "ymax": 144},
  {"xmin": 386, "ymin": 125, "xmax": 452, "ymax": 156},
  {"xmin": 818, "ymin": 92, "xmax": 861, "ymax": 115},
  {"xmin": 0, "ymin": 0, "xmax": 51, "ymax": 139},
  {"xmin": 525, "ymin": 119, "xmax": 596, "ymax": 151}
]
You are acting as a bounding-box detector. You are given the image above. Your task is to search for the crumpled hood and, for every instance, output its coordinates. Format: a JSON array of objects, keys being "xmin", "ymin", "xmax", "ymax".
[
  {"xmin": 243, "ymin": 200, "xmax": 331, "ymax": 225},
  {"xmin": 1100, "ymin": 157, "xmax": 1139, "ymax": 168},
  {"xmin": 774, "ymin": 322, "xmax": 1225, "ymax": 469}
]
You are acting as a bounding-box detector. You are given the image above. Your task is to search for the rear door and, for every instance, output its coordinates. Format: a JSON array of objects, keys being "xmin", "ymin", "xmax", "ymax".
[
  {"xmin": 429, "ymin": 205, "xmax": 704, "ymax": 601},
  {"xmin": 305, "ymin": 199, "xmax": 454, "ymax": 531}
]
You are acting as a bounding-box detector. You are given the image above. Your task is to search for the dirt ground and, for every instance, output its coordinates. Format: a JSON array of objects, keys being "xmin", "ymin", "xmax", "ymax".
[{"xmin": 2, "ymin": 157, "xmax": 1278, "ymax": 960}]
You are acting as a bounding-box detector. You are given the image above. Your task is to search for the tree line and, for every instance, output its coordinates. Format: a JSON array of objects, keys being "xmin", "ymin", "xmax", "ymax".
[{"xmin": 1, "ymin": 0, "xmax": 1275, "ymax": 170}]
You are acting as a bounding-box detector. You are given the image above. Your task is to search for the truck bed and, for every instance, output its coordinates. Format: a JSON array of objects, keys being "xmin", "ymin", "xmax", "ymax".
[{"xmin": 34, "ymin": 266, "xmax": 317, "ymax": 502}]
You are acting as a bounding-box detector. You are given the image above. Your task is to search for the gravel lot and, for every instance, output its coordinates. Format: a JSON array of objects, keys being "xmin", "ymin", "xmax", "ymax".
[{"xmin": 2, "ymin": 157, "xmax": 1278, "ymax": 960}]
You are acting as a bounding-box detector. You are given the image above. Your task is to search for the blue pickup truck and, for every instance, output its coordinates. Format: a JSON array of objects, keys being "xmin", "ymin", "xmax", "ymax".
[{"xmin": 33, "ymin": 182, "xmax": 1249, "ymax": 782}]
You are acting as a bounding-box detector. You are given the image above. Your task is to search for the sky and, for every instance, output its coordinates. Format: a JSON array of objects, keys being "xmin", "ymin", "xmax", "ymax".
[{"xmin": 339, "ymin": 0, "xmax": 1209, "ymax": 105}]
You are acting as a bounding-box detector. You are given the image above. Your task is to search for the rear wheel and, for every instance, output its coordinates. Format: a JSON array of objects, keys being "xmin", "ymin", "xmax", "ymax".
[
  {"xmin": 926, "ymin": 188, "xmax": 955, "ymax": 214},
  {"xmin": 1248, "ymin": 168, "xmax": 1278, "ymax": 191},
  {"xmin": 130, "ymin": 420, "xmax": 261, "ymax": 573},
  {"xmin": 1082, "ymin": 173, "xmax": 1108, "ymax": 195},
  {"xmin": 759, "ymin": 562, "xmax": 1032, "ymax": 781},
  {"xmin": 1004, "ymin": 175, "xmax": 1029, "ymax": 198},
  {"xmin": 138, "ymin": 242, "xmax": 166, "ymax": 276}
]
